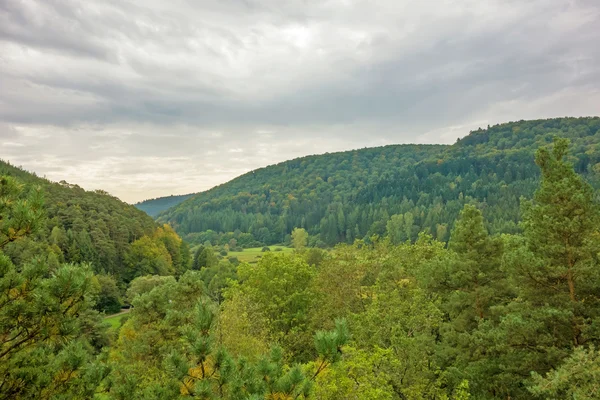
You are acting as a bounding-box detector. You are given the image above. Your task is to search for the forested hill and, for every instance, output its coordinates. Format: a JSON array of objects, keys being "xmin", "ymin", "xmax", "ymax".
[
  {"xmin": 0, "ymin": 160, "xmax": 170, "ymax": 282},
  {"xmin": 134, "ymin": 193, "xmax": 195, "ymax": 217},
  {"xmin": 158, "ymin": 117, "xmax": 600, "ymax": 247}
]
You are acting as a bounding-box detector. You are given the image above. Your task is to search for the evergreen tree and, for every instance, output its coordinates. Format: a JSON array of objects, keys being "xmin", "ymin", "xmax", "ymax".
[
  {"xmin": 0, "ymin": 176, "xmax": 107, "ymax": 399},
  {"xmin": 518, "ymin": 137, "xmax": 600, "ymax": 346}
]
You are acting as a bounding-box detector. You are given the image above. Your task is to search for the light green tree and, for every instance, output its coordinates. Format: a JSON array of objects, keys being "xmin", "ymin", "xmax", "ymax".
[
  {"xmin": 292, "ymin": 227, "xmax": 309, "ymax": 250},
  {"xmin": 235, "ymin": 253, "xmax": 316, "ymax": 361}
]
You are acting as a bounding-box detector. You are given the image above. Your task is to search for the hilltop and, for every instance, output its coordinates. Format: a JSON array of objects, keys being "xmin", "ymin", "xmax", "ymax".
[
  {"xmin": 0, "ymin": 160, "xmax": 165, "ymax": 282},
  {"xmin": 156, "ymin": 117, "xmax": 600, "ymax": 247}
]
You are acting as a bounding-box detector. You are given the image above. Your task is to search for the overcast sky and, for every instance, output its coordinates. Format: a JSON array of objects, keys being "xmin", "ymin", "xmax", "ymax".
[{"xmin": 1, "ymin": 0, "xmax": 599, "ymax": 203}]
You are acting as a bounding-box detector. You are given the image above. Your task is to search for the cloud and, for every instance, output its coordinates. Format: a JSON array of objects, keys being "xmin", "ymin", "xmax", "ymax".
[{"xmin": 0, "ymin": 0, "xmax": 599, "ymax": 202}]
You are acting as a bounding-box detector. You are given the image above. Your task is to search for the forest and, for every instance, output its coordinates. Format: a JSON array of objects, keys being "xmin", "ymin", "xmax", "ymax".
[
  {"xmin": 155, "ymin": 117, "xmax": 600, "ymax": 248},
  {"xmin": 1, "ymin": 121, "xmax": 600, "ymax": 399}
]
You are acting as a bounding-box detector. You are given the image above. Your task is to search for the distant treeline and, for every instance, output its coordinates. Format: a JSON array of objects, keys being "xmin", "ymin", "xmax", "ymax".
[{"xmin": 134, "ymin": 193, "xmax": 195, "ymax": 217}]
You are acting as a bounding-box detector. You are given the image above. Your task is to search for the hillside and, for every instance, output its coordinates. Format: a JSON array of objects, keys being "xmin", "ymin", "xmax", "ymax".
[
  {"xmin": 134, "ymin": 193, "xmax": 195, "ymax": 217},
  {"xmin": 158, "ymin": 117, "xmax": 600, "ymax": 247},
  {"xmin": 0, "ymin": 160, "xmax": 159, "ymax": 281}
]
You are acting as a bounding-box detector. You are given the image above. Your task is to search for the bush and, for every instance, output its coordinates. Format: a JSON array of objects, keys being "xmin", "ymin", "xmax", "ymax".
[
  {"xmin": 119, "ymin": 314, "xmax": 131, "ymax": 327},
  {"xmin": 220, "ymin": 249, "xmax": 228, "ymax": 256},
  {"xmin": 261, "ymin": 247, "xmax": 271, "ymax": 252},
  {"xmin": 228, "ymin": 256, "xmax": 240, "ymax": 266},
  {"xmin": 274, "ymin": 247, "xmax": 283, "ymax": 252}
]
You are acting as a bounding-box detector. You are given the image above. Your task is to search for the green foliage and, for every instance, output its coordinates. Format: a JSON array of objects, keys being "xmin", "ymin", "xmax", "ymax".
[
  {"xmin": 4, "ymin": 125, "xmax": 600, "ymax": 400},
  {"xmin": 0, "ymin": 176, "xmax": 44, "ymax": 249},
  {"xmin": 235, "ymin": 253, "xmax": 317, "ymax": 361},
  {"xmin": 125, "ymin": 235, "xmax": 174, "ymax": 280},
  {"xmin": 529, "ymin": 346, "xmax": 600, "ymax": 399},
  {"xmin": 292, "ymin": 227, "xmax": 309, "ymax": 250},
  {"xmin": 0, "ymin": 160, "xmax": 158, "ymax": 283},
  {"xmin": 0, "ymin": 257, "xmax": 108, "ymax": 399},
  {"xmin": 93, "ymin": 273, "xmax": 123, "ymax": 314},
  {"xmin": 0, "ymin": 178, "xmax": 108, "ymax": 399},
  {"xmin": 126, "ymin": 274, "xmax": 176, "ymax": 303},
  {"xmin": 520, "ymin": 137, "xmax": 600, "ymax": 317},
  {"xmin": 199, "ymin": 260, "xmax": 237, "ymax": 302},
  {"xmin": 192, "ymin": 245, "xmax": 218, "ymax": 270},
  {"xmin": 107, "ymin": 271, "xmax": 347, "ymax": 399},
  {"xmin": 159, "ymin": 118, "xmax": 600, "ymax": 248}
]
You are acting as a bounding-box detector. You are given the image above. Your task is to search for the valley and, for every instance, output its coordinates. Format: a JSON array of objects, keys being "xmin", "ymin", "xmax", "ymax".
[{"xmin": 2, "ymin": 117, "xmax": 600, "ymax": 399}]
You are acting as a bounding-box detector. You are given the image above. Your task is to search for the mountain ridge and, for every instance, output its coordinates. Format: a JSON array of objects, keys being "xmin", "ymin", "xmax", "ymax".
[{"xmin": 155, "ymin": 117, "xmax": 600, "ymax": 247}]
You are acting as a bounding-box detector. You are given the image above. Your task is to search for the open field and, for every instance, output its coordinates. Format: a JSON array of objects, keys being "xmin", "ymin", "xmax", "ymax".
[{"xmin": 227, "ymin": 246, "xmax": 294, "ymax": 264}]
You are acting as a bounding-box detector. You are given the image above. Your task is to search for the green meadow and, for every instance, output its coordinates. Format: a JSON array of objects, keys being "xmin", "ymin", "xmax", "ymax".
[{"xmin": 227, "ymin": 246, "xmax": 294, "ymax": 264}]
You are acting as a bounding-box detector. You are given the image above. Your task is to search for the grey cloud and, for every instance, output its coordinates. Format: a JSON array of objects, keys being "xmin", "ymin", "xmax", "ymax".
[{"xmin": 0, "ymin": 0, "xmax": 599, "ymax": 202}]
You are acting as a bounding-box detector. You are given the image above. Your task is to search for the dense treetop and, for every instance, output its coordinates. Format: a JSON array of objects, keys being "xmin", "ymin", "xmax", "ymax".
[{"xmin": 0, "ymin": 160, "xmax": 188, "ymax": 285}]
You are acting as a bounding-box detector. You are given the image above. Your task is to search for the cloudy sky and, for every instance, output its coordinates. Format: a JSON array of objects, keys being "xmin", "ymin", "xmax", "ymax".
[{"xmin": 1, "ymin": 0, "xmax": 599, "ymax": 203}]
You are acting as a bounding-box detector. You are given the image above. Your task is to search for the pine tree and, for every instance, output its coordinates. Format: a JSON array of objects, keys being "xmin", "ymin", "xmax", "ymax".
[
  {"xmin": 518, "ymin": 137, "xmax": 600, "ymax": 346},
  {"xmin": 447, "ymin": 204, "xmax": 503, "ymax": 322},
  {"xmin": 483, "ymin": 138, "xmax": 600, "ymax": 398},
  {"xmin": 1, "ymin": 176, "xmax": 107, "ymax": 399}
]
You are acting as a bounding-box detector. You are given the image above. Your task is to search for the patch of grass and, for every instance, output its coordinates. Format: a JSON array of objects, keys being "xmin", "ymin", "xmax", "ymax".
[
  {"xmin": 227, "ymin": 246, "xmax": 293, "ymax": 264},
  {"xmin": 104, "ymin": 310, "xmax": 129, "ymax": 330}
]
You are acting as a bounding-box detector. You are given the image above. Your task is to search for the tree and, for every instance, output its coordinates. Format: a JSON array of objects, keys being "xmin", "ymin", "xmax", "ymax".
[
  {"xmin": 291, "ymin": 227, "xmax": 309, "ymax": 250},
  {"xmin": 154, "ymin": 224, "xmax": 190, "ymax": 275},
  {"xmin": 199, "ymin": 260, "xmax": 237, "ymax": 303},
  {"xmin": 446, "ymin": 204, "xmax": 504, "ymax": 322},
  {"xmin": 472, "ymin": 138, "xmax": 600, "ymax": 398},
  {"xmin": 216, "ymin": 290, "xmax": 271, "ymax": 360},
  {"xmin": 124, "ymin": 236, "xmax": 173, "ymax": 281},
  {"xmin": 529, "ymin": 346, "xmax": 600, "ymax": 399},
  {"xmin": 0, "ymin": 176, "xmax": 107, "ymax": 399},
  {"xmin": 235, "ymin": 253, "xmax": 317, "ymax": 361},
  {"xmin": 93, "ymin": 273, "xmax": 122, "ymax": 314},
  {"xmin": 126, "ymin": 275, "xmax": 176, "ymax": 304},
  {"xmin": 108, "ymin": 271, "xmax": 348, "ymax": 399},
  {"xmin": 423, "ymin": 205, "xmax": 506, "ymax": 396},
  {"xmin": 192, "ymin": 245, "xmax": 218, "ymax": 270},
  {"xmin": 386, "ymin": 213, "xmax": 406, "ymax": 245},
  {"xmin": 518, "ymin": 137, "xmax": 600, "ymax": 346},
  {"xmin": 0, "ymin": 176, "xmax": 44, "ymax": 249}
]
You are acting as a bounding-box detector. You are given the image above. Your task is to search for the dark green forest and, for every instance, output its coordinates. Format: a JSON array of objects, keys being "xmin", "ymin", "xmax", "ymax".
[
  {"xmin": 157, "ymin": 117, "xmax": 600, "ymax": 248},
  {"xmin": 2, "ymin": 119, "xmax": 600, "ymax": 399}
]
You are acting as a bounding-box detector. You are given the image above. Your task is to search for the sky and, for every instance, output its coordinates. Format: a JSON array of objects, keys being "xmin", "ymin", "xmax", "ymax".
[{"xmin": 1, "ymin": 0, "xmax": 599, "ymax": 203}]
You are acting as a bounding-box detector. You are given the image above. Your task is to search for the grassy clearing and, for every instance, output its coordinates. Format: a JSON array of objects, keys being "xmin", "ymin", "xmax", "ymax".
[
  {"xmin": 227, "ymin": 246, "xmax": 294, "ymax": 264},
  {"xmin": 103, "ymin": 310, "xmax": 130, "ymax": 329}
]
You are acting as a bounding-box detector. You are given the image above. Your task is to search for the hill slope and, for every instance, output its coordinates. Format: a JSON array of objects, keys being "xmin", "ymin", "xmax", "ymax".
[
  {"xmin": 134, "ymin": 193, "xmax": 195, "ymax": 217},
  {"xmin": 158, "ymin": 117, "xmax": 600, "ymax": 247},
  {"xmin": 0, "ymin": 160, "xmax": 158, "ymax": 279}
]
